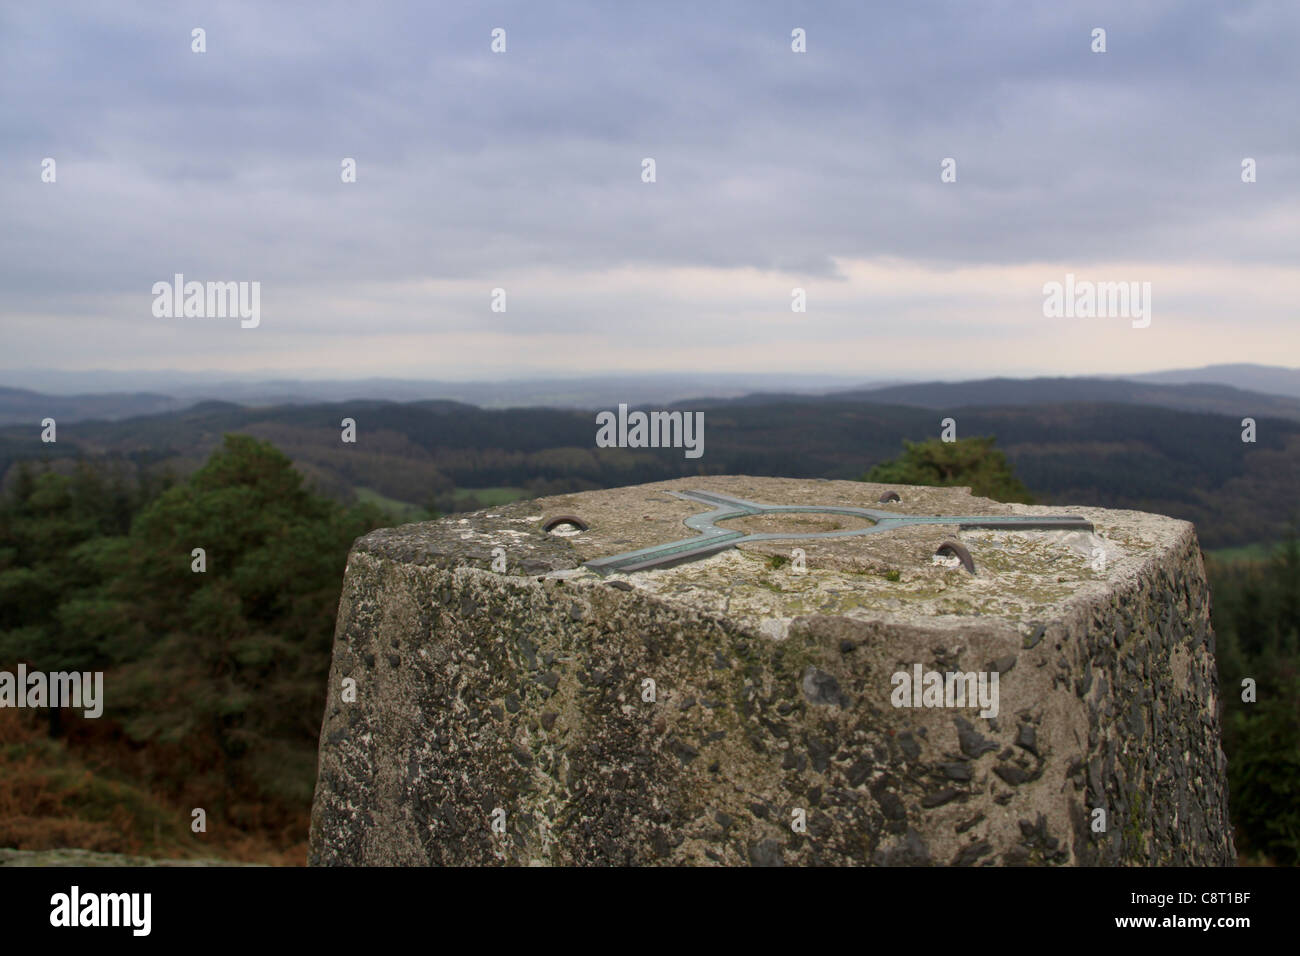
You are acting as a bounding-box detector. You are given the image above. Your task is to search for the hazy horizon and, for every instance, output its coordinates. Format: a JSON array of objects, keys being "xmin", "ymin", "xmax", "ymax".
[{"xmin": 3, "ymin": 361, "xmax": 1299, "ymax": 403}]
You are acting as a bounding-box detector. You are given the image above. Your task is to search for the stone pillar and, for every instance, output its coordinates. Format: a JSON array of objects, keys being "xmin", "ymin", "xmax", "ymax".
[{"xmin": 309, "ymin": 477, "xmax": 1234, "ymax": 866}]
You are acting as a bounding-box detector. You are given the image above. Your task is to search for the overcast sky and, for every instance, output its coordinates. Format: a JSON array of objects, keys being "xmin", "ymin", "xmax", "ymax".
[{"xmin": 2, "ymin": 0, "xmax": 1297, "ymax": 382}]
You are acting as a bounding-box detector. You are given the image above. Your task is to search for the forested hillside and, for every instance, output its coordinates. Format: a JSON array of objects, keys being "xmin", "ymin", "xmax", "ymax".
[
  {"xmin": 0, "ymin": 437, "xmax": 388, "ymax": 862},
  {"xmin": 2, "ymin": 397, "xmax": 1294, "ymax": 548},
  {"xmin": 1, "ymin": 434, "xmax": 1294, "ymax": 865}
]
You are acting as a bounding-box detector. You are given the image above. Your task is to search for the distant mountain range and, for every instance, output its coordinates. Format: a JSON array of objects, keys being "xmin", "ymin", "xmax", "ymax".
[
  {"xmin": 0, "ymin": 372, "xmax": 882, "ymax": 415},
  {"xmin": 2, "ymin": 378, "xmax": 1298, "ymax": 550},
  {"xmin": 828, "ymin": 377, "xmax": 1300, "ymax": 422},
  {"xmin": 0, "ymin": 387, "xmax": 190, "ymax": 425},
  {"xmin": 1121, "ymin": 364, "xmax": 1300, "ymax": 399},
  {"xmin": 0, "ymin": 364, "xmax": 1296, "ymax": 423},
  {"xmin": 3, "ymin": 363, "xmax": 1299, "ymax": 551}
]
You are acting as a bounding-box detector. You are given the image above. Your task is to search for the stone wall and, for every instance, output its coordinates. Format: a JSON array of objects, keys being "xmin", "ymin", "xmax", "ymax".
[{"xmin": 308, "ymin": 477, "xmax": 1234, "ymax": 866}]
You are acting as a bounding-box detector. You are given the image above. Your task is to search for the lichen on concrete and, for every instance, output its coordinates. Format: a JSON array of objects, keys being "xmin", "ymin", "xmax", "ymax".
[{"xmin": 309, "ymin": 476, "xmax": 1235, "ymax": 866}]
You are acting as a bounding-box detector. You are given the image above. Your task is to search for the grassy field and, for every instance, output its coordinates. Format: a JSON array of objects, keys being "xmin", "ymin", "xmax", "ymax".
[
  {"xmin": 356, "ymin": 485, "xmax": 533, "ymax": 519},
  {"xmin": 1206, "ymin": 541, "xmax": 1278, "ymax": 562},
  {"xmin": 354, "ymin": 487, "xmax": 429, "ymax": 520},
  {"xmin": 452, "ymin": 486, "xmax": 533, "ymax": 509}
]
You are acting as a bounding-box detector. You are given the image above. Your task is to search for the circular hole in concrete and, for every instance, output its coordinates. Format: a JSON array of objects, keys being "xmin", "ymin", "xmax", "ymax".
[
  {"xmin": 547, "ymin": 523, "xmax": 585, "ymax": 536},
  {"xmin": 934, "ymin": 540, "xmax": 975, "ymax": 573},
  {"xmin": 543, "ymin": 514, "xmax": 588, "ymax": 536}
]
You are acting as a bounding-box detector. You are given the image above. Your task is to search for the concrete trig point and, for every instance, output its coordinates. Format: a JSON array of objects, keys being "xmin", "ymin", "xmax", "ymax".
[
  {"xmin": 583, "ymin": 489, "xmax": 1094, "ymax": 574},
  {"xmin": 309, "ymin": 477, "xmax": 1234, "ymax": 867}
]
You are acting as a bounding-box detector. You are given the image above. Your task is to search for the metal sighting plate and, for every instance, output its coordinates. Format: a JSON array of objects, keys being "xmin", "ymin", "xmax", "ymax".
[{"xmin": 582, "ymin": 489, "xmax": 1094, "ymax": 575}]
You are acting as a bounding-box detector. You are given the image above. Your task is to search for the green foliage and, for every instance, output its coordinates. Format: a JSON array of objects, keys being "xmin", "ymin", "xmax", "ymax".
[
  {"xmin": 0, "ymin": 435, "xmax": 388, "ymax": 843},
  {"xmin": 453, "ymin": 486, "xmax": 532, "ymax": 511},
  {"xmin": 1223, "ymin": 674, "xmax": 1300, "ymax": 863},
  {"xmin": 1207, "ymin": 530, "xmax": 1300, "ymax": 865},
  {"xmin": 354, "ymin": 487, "xmax": 428, "ymax": 521},
  {"xmin": 4, "ymin": 428, "xmax": 1299, "ymax": 864},
  {"xmin": 862, "ymin": 436, "xmax": 1035, "ymax": 504},
  {"xmin": 0, "ymin": 460, "xmax": 146, "ymax": 674},
  {"xmin": 95, "ymin": 436, "xmax": 380, "ymax": 802}
]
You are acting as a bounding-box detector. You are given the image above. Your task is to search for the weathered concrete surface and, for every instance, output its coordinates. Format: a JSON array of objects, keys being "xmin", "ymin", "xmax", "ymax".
[{"xmin": 309, "ymin": 476, "xmax": 1235, "ymax": 866}]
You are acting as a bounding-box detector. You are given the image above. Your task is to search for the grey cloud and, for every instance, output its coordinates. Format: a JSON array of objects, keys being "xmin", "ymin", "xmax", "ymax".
[{"xmin": 0, "ymin": 0, "xmax": 1296, "ymax": 370}]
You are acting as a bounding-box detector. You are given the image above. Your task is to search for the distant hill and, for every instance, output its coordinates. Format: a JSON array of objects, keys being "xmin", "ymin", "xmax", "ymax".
[
  {"xmin": 1122, "ymin": 363, "xmax": 1300, "ymax": 399},
  {"xmin": 2, "ymin": 393, "xmax": 1296, "ymax": 550},
  {"xmin": 4, "ymin": 365, "xmax": 1299, "ymax": 420},
  {"xmin": 0, "ymin": 372, "xmax": 883, "ymax": 412},
  {"xmin": 0, "ymin": 387, "xmax": 188, "ymax": 425},
  {"xmin": 832, "ymin": 377, "xmax": 1300, "ymax": 421}
]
